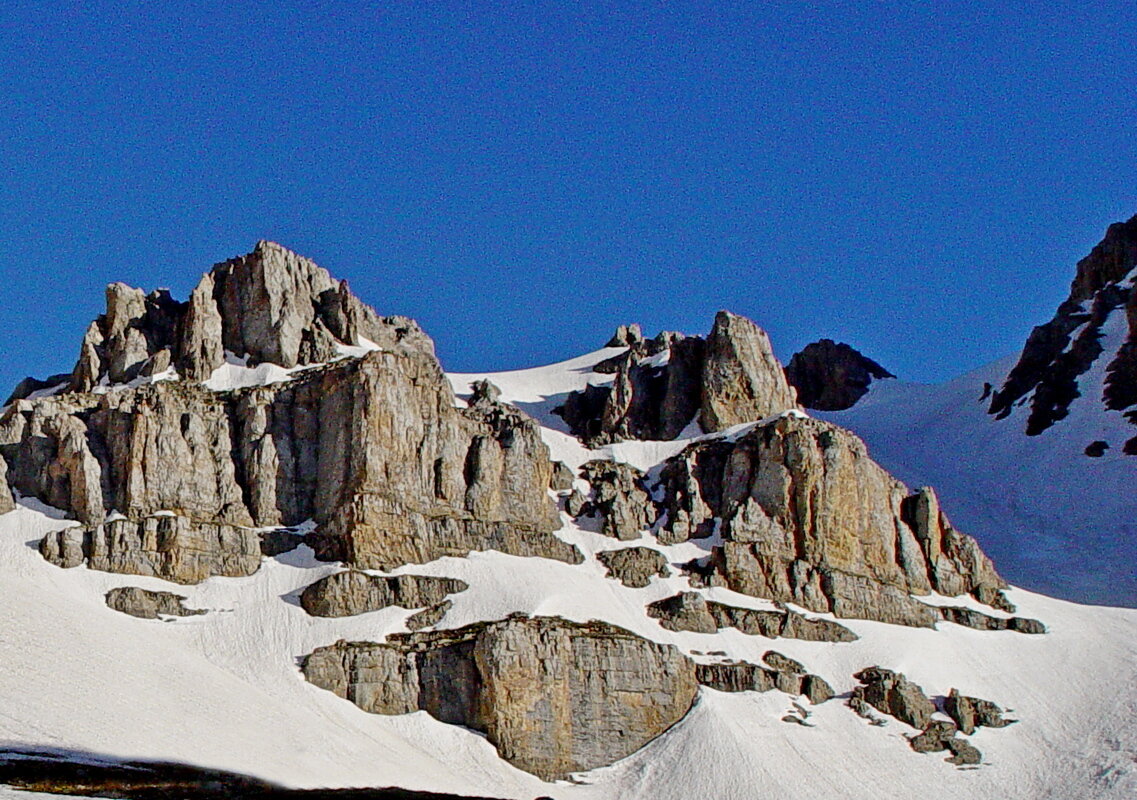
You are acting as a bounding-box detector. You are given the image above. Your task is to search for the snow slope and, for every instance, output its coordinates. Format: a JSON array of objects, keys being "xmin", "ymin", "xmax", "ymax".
[
  {"xmin": 1, "ymin": 350, "xmax": 1135, "ymax": 799},
  {"xmin": 818, "ymin": 322, "xmax": 1137, "ymax": 607}
]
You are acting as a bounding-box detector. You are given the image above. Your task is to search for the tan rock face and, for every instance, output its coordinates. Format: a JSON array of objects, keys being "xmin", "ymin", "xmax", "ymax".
[
  {"xmin": 302, "ymin": 616, "xmax": 698, "ymax": 781},
  {"xmin": 655, "ymin": 414, "xmax": 1006, "ymax": 626},
  {"xmin": 699, "ymin": 310, "xmax": 799, "ymax": 432}
]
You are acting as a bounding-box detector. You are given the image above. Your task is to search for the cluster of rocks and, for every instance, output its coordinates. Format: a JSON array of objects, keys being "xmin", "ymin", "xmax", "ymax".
[
  {"xmin": 988, "ymin": 213, "xmax": 1137, "ymax": 450},
  {"xmin": 695, "ymin": 649, "xmax": 835, "ymax": 705},
  {"xmin": 558, "ymin": 311, "xmax": 798, "ymax": 446},
  {"xmin": 647, "ymin": 591, "xmax": 857, "ymax": 642},
  {"xmin": 298, "ymin": 571, "xmax": 468, "ymax": 619},
  {"xmin": 302, "ymin": 615, "xmax": 699, "ymax": 781},
  {"xmin": 566, "ymin": 414, "xmax": 1023, "ymax": 631},
  {"xmin": 104, "ymin": 586, "xmax": 206, "ymax": 619},
  {"xmin": 2, "ymin": 242, "xmax": 579, "ymax": 584},
  {"xmin": 849, "ymin": 667, "xmax": 1015, "ymax": 766}
]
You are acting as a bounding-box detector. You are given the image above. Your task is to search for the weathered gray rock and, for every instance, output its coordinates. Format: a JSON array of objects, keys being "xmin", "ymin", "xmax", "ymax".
[
  {"xmin": 596, "ymin": 547, "xmax": 670, "ymax": 588},
  {"xmin": 648, "ymin": 592, "xmax": 858, "ymax": 642},
  {"xmin": 550, "ymin": 460, "xmax": 576, "ymax": 492},
  {"xmin": 177, "ymin": 271, "xmax": 225, "ymax": 381},
  {"xmin": 695, "ymin": 659, "xmax": 833, "ymax": 704},
  {"xmin": 405, "ymin": 600, "xmax": 451, "ymax": 631},
  {"xmin": 851, "ymin": 667, "xmax": 936, "ymax": 730},
  {"xmin": 943, "ymin": 688, "xmax": 1015, "ymax": 735},
  {"xmin": 945, "ymin": 738, "xmax": 983, "ymax": 766},
  {"xmin": 909, "ymin": 720, "xmax": 958, "ymax": 753},
  {"xmin": 653, "ymin": 414, "xmax": 1008, "ymax": 628},
  {"xmin": 763, "ymin": 650, "xmax": 805, "ymax": 674},
  {"xmin": 41, "ymin": 515, "xmax": 261, "ymax": 584},
  {"xmin": 565, "ymin": 488, "xmax": 589, "ymax": 517},
  {"xmin": 105, "ymin": 586, "xmax": 205, "ymax": 619},
  {"xmin": 579, "ymin": 460, "xmax": 654, "ymax": 540},
  {"xmin": 302, "ymin": 615, "xmax": 698, "ymax": 781},
  {"xmin": 299, "ymin": 571, "xmax": 468, "ymax": 618},
  {"xmin": 937, "ymin": 605, "xmax": 1046, "ymax": 634},
  {"xmin": 648, "ymin": 591, "xmax": 719, "ymax": 634},
  {"xmin": 0, "ymin": 457, "xmax": 13, "ymax": 515},
  {"xmin": 606, "ymin": 323, "xmax": 644, "ymax": 348},
  {"xmin": 699, "ymin": 311, "xmax": 799, "ymax": 432}
]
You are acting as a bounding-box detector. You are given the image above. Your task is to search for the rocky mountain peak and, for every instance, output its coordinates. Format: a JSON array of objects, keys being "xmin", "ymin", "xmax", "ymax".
[{"xmin": 56, "ymin": 241, "xmax": 435, "ymax": 395}]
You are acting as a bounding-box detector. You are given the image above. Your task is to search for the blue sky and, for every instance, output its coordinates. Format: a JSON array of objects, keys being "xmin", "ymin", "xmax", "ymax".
[{"xmin": 1, "ymin": 1, "xmax": 1134, "ymax": 391}]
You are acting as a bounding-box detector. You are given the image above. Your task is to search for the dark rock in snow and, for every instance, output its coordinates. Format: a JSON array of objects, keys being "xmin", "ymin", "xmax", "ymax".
[
  {"xmin": 596, "ymin": 547, "xmax": 671, "ymax": 588},
  {"xmin": 105, "ymin": 586, "xmax": 206, "ymax": 619},
  {"xmin": 785, "ymin": 339, "xmax": 895, "ymax": 411}
]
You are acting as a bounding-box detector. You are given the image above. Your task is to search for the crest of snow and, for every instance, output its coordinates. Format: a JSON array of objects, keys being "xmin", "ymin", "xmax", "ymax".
[
  {"xmin": 202, "ymin": 352, "xmax": 310, "ymax": 392},
  {"xmin": 333, "ymin": 336, "xmax": 382, "ymax": 360}
]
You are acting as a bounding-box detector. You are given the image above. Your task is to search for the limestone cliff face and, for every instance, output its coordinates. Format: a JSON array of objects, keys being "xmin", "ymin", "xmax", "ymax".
[
  {"xmin": 302, "ymin": 616, "xmax": 699, "ymax": 781},
  {"xmin": 1, "ymin": 243, "xmax": 570, "ymax": 582}
]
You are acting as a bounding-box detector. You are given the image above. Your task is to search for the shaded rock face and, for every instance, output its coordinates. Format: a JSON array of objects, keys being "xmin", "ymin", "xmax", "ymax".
[
  {"xmin": 105, "ymin": 586, "xmax": 205, "ymax": 619},
  {"xmin": 936, "ymin": 605, "xmax": 1046, "ymax": 634},
  {"xmin": 651, "ymin": 414, "xmax": 1006, "ymax": 627},
  {"xmin": 575, "ymin": 460, "xmax": 654, "ymax": 540},
  {"xmin": 301, "ymin": 615, "xmax": 698, "ymax": 781},
  {"xmin": 851, "ymin": 667, "xmax": 936, "ymax": 730},
  {"xmin": 596, "ymin": 547, "xmax": 670, "ymax": 588},
  {"xmin": 989, "ymin": 214, "xmax": 1137, "ymax": 439},
  {"xmin": 785, "ymin": 339, "xmax": 894, "ymax": 411},
  {"xmin": 2, "ymin": 243, "xmax": 572, "ymax": 583},
  {"xmin": 557, "ymin": 311, "xmax": 797, "ymax": 446},
  {"xmin": 943, "ymin": 688, "xmax": 1015, "ymax": 735},
  {"xmin": 647, "ymin": 591, "xmax": 858, "ymax": 643},
  {"xmin": 0, "ymin": 457, "xmax": 13, "ymax": 515},
  {"xmin": 299, "ymin": 572, "xmax": 468, "ymax": 618}
]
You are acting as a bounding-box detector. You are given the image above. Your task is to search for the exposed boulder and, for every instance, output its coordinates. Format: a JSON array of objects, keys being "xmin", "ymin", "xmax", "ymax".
[
  {"xmin": 762, "ymin": 651, "xmax": 805, "ymax": 674},
  {"xmin": 785, "ymin": 339, "xmax": 894, "ymax": 411},
  {"xmin": 105, "ymin": 586, "xmax": 206, "ymax": 619},
  {"xmin": 699, "ymin": 311, "xmax": 799, "ymax": 432},
  {"xmin": 908, "ymin": 720, "xmax": 959, "ymax": 753},
  {"xmin": 299, "ymin": 571, "xmax": 468, "ymax": 618},
  {"xmin": 596, "ymin": 547, "xmax": 671, "ymax": 588},
  {"xmin": 302, "ymin": 615, "xmax": 698, "ymax": 781},
  {"xmin": 851, "ymin": 667, "xmax": 936, "ymax": 730},
  {"xmin": 606, "ymin": 323, "xmax": 644, "ymax": 348},
  {"xmin": 943, "ymin": 688, "xmax": 1015, "ymax": 735}
]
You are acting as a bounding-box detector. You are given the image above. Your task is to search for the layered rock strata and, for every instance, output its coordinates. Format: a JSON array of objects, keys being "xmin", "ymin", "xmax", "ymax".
[
  {"xmin": 647, "ymin": 591, "xmax": 857, "ymax": 643},
  {"xmin": 302, "ymin": 615, "xmax": 698, "ymax": 781},
  {"xmin": 694, "ymin": 658, "xmax": 834, "ymax": 704},
  {"xmin": 299, "ymin": 572, "xmax": 468, "ymax": 618},
  {"xmin": 3, "ymin": 244, "xmax": 573, "ymax": 583}
]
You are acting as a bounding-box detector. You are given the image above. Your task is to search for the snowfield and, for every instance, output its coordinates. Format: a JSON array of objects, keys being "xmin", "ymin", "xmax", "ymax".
[{"xmin": 1, "ymin": 349, "xmax": 1134, "ymax": 799}]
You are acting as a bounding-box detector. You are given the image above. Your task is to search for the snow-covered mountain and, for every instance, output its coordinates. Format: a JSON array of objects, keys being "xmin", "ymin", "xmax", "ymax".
[
  {"xmin": 813, "ymin": 215, "xmax": 1137, "ymax": 608},
  {"xmin": 0, "ymin": 240, "xmax": 1133, "ymax": 800}
]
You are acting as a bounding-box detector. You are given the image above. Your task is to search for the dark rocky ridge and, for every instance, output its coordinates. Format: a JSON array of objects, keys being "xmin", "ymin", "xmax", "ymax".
[
  {"xmin": 785, "ymin": 339, "xmax": 895, "ymax": 411},
  {"xmin": 989, "ymin": 214, "xmax": 1137, "ymax": 438}
]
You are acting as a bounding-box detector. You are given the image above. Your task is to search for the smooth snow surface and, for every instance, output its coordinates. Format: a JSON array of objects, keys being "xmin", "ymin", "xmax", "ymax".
[
  {"xmin": 0, "ymin": 348, "xmax": 1134, "ymax": 799},
  {"xmin": 819, "ymin": 320, "xmax": 1137, "ymax": 607}
]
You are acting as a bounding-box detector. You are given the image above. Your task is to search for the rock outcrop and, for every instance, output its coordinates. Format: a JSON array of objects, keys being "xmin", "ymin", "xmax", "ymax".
[
  {"xmin": 596, "ymin": 547, "xmax": 670, "ymax": 588},
  {"xmin": 647, "ymin": 592, "xmax": 858, "ymax": 642},
  {"xmin": 104, "ymin": 586, "xmax": 206, "ymax": 619},
  {"xmin": 0, "ymin": 457, "xmax": 13, "ymax": 515},
  {"xmin": 936, "ymin": 605, "xmax": 1046, "ymax": 634},
  {"xmin": 943, "ymin": 688, "xmax": 1016, "ymax": 735},
  {"xmin": 694, "ymin": 657, "xmax": 834, "ymax": 704},
  {"xmin": 299, "ymin": 571, "xmax": 469, "ymax": 618},
  {"xmin": 851, "ymin": 667, "xmax": 936, "ymax": 730},
  {"xmin": 302, "ymin": 615, "xmax": 698, "ymax": 781},
  {"xmin": 574, "ymin": 460, "xmax": 654, "ymax": 540},
  {"xmin": 557, "ymin": 310, "xmax": 797, "ymax": 445},
  {"xmin": 651, "ymin": 415, "xmax": 1006, "ymax": 627},
  {"xmin": 2, "ymin": 243, "xmax": 577, "ymax": 582},
  {"xmin": 989, "ymin": 214, "xmax": 1137, "ymax": 437},
  {"xmin": 785, "ymin": 339, "xmax": 894, "ymax": 411}
]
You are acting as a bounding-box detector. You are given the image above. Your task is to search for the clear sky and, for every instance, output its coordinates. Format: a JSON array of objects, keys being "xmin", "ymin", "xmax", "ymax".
[{"xmin": 1, "ymin": 1, "xmax": 1134, "ymax": 392}]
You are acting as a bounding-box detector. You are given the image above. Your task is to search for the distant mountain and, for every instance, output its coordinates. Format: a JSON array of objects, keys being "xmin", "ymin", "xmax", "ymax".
[{"xmin": 0, "ymin": 240, "xmax": 1133, "ymax": 799}]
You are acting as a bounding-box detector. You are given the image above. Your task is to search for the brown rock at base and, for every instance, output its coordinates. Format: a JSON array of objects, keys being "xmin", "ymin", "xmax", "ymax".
[
  {"xmin": 105, "ymin": 586, "xmax": 206, "ymax": 619},
  {"xmin": 596, "ymin": 547, "xmax": 671, "ymax": 588},
  {"xmin": 302, "ymin": 615, "xmax": 698, "ymax": 781},
  {"xmin": 299, "ymin": 571, "xmax": 468, "ymax": 618}
]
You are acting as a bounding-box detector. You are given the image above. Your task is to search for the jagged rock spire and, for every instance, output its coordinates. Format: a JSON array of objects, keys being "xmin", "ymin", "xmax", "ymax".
[{"xmin": 65, "ymin": 241, "xmax": 435, "ymax": 391}]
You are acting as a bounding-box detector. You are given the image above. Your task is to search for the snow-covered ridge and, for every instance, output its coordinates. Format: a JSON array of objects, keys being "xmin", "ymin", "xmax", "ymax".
[{"xmin": 0, "ymin": 344, "xmax": 1134, "ymax": 799}]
